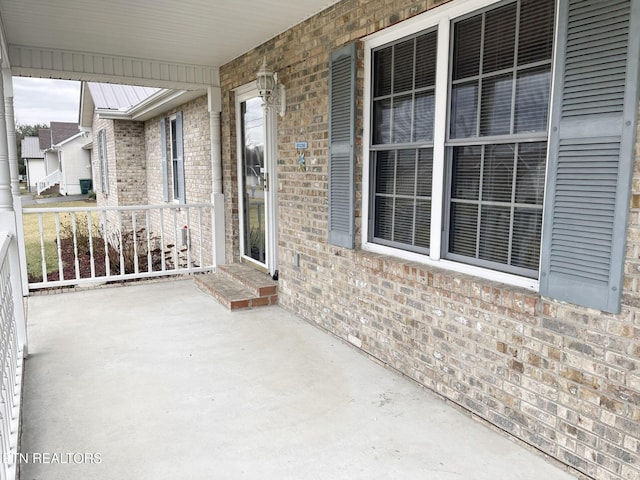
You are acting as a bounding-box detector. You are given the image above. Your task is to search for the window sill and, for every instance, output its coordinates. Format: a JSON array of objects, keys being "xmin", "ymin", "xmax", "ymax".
[{"xmin": 363, "ymin": 242, "xmax": 539, "ymax": 290}]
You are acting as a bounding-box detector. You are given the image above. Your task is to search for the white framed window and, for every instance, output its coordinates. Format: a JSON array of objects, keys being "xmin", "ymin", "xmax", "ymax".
[
  {"xmin": 363, "ymin": 0, "xmax": 555, "ymax": 289},
  {"xmin": 169, "ymin": 115, "xmax": 180, "ymax": 201},
  {"xmin": 161, "ymin": 112, "xmax": 185, "ymax": 204},
  {"xmin": 351, "ymin": 0, "xmax": 639, "ymax": 312}
]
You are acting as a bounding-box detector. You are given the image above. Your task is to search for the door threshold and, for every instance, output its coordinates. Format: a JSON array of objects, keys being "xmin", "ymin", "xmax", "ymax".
[{"xmin": 240, "ymin": 257, "xmax": 269, "ymax": 274}]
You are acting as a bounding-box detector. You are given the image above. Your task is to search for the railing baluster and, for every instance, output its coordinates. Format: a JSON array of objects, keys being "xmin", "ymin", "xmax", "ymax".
[
  {"xmin": 87, "ymin": 211, "xmax": 96, "ymax": 279},
  {"xmin": 54, "ymin": 213, "xmax": 64, "ymax": 281},
  {"xmin": 172, "ymin": 208, "xmax": 178, "ymax": 270},
  {"xmin": 146, "ymin": 210, "xmax": 152, "ymax": 273},
  {"xmin": 132, "ymin": 210, "xmax": 139, "ymax": 275},
  {"xmin": 38, "ymin": 213, "xmax": 47, "ymax": 283},
  {"xmin": 71, "ymin": 212, "xmax": 80, "ymax": 280},
  {"xmin": 117, "ymin": 210, "xmax": 124, "ymax": 275},
  {"xmin": 160, "ymin": 208, "xmax": 166, "ymax": 271},
  {"xmin": 185, "ymin": 207, "xmax": 192, "ymax": 270},
  {"xmin": 102, "ymin": 210, "xmax": 110, "ymax": 277},
  {"xmin": 198, "ymin": 206, "xmax": 204, "ymax": 268}
]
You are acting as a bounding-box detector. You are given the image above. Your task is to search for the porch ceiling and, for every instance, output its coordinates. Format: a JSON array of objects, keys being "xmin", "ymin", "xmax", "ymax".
[{"xmin": 0, "ymin": 0, "xmax": 340, "ymax": 87}]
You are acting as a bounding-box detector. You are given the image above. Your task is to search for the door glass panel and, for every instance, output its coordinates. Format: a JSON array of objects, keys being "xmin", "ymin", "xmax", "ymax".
[{"xmin": 241, "ymin": 97, "xmax": 266, "ymax": 264}]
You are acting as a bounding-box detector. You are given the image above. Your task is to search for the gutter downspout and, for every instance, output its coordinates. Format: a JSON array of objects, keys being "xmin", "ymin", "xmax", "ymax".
[{"xmin": 208, "ymin": 87, "xmax": 225, "ymax": 267}]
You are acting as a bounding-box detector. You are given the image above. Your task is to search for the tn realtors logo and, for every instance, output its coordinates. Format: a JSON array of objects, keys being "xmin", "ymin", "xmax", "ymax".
[{"xmin": 2, "ymin": 452, "xmax": 101, "ymax": 464}]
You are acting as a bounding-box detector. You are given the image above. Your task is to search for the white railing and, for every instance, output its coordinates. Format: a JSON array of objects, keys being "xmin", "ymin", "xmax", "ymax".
[
  {"xmin": 0, "ymin": 233, "xmax": 24, "ymax": 480},
  {"xmin": 36, "ymin": 170, "xmax": 61, "ymax": 195},
  {"xmin": 24, "ymin": 203, "xmax": 216, "ymax": 290}
]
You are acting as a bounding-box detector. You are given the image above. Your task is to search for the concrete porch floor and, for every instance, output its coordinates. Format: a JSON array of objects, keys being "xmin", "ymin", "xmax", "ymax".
[{"xmin": 21, "ymin": 279, "xmax": 578, "ymax": 480}]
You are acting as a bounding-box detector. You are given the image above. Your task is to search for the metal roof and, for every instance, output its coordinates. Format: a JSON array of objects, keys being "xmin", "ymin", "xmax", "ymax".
[
  {"xmin": 20, "ymin": 136, "xmax": 43, "ymax": 158},
  {"xmin": 87, "ymin": 83, "xmax": 160, "ymax": 110}
]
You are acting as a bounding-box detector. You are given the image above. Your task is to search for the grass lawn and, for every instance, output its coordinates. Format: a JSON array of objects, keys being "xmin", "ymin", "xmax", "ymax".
[{"xmin": 22, "ymin": 200, "xmax": 97, "ymax": 280}]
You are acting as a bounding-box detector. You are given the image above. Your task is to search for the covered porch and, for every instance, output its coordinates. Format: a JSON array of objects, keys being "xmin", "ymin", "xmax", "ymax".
[
  {"xmin": 1, "ymin": 1, "xmax": 639, "ymax": 479},
  {"xmin": 0, "ymin": 3, "xmax": 346, "ymax": 476},
  {"xmin": 21, "ymin": 279, "xmax": 577, "ymax": 480}
]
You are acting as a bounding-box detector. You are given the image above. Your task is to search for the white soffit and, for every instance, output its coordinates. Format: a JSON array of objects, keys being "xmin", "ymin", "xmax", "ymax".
[{"xmin": 0, "ymin": 0, "xmax": 342, "ymax": 67}]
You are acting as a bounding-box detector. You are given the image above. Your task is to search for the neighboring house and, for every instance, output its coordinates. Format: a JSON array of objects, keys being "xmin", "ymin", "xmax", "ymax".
[
  {"xmin": 37, "ymin": 127, "xmax": 56, "ymax": 187},
  {"xmin": 68, "ymin": 2, "xmax": 640, "ymax": 479},
  {"xmin": 54, "ymin": 130, "xmax": 93, "ymax": 195},
  {"xmin": 20, "ymin": 136, "xmax": 44, "ymax": 192},
  {"xmin": 34, "ymin": 122, "xmax": 92, "ymax": 195}
]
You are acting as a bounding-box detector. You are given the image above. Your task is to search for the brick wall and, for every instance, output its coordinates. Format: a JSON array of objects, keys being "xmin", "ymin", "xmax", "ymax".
[
  {"xmin": 93, "ymin": 116, "xmax": 147, "ymax": 207},
  {"xmin": 220, "ymin": 91, "xmax": 240, "ymax": 263},
  {"xmin": 219, "ymin": 1, "xmax": 640, "ymax": 479},
  {"xmin": 113, "ymin": 119, "xmax": 147, "ymax": 206}
]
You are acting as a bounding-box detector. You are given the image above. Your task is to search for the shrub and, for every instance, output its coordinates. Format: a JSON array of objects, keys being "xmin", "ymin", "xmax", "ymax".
[{"xmin": 105, "ymin": 227, "xmax": 163, "ymax": 275}]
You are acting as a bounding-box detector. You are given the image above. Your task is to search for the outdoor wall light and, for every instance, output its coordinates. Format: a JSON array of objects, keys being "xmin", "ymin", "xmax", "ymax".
[{"xmin": 256, "ymin": 57, "xmax": 286, "ymax": 117}]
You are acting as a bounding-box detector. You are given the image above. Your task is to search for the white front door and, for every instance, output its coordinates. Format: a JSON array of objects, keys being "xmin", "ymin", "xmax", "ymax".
[{"xmin": 236, "ymin": 86, "xmax": 278, "ymax": 278}]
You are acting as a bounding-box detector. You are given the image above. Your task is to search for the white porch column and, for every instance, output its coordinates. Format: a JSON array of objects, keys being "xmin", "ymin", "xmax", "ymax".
[
  {"xmin": 208, "ymin": 86, "xmax": 226, "ymax": 267},
  {"xmin": 2, "ymin": 70, "xmax": 18, "ymax": 196},
  {"xmin": 0, "ymin": 71, "xmax": 15, "ymax": 210},
  {"xmin": 0, "ymin": 72, "xmax": 11, "ymax": 212},
  {"xmin": 3, "ymin": 69, "xmax": 28, "ymax": 294},
  {"xmin": 0, "ymin": 71, "xmax": 27, "ymax": 354},
  {"xmin": 208, "ymin": 86, "xmax": 223, "ymax": 196}
]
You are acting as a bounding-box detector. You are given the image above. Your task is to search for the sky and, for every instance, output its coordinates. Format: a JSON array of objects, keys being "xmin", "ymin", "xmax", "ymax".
[{"xmin": 12, "ymin": 77, "xmax": 81, "ymax": 127}]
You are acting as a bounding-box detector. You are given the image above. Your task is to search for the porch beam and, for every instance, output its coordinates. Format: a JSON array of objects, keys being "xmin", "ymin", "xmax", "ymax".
[{"xmin": 8, "ymin": 45, "xmax": 220, "ymax": 90}]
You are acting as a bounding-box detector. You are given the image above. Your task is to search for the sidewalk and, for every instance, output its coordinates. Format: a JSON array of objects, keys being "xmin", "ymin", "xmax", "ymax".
[{"xmin": 20, "ymin": 192, "xmax": 89, "ymax": 206}]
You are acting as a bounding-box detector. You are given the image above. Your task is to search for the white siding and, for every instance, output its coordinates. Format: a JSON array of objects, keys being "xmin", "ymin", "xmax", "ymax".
[
  {"xmin": 25, "ymin": 158, "xmax": 45, "ymax": 190},
  {"xmin": 59, "ymin": 136, "xmax": 92, "ymax": 195}
]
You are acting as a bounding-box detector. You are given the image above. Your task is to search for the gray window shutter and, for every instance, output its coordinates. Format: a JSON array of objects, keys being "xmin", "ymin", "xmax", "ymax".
[
  {"xmin": 540, "ymin": 0, "xmax": 640, "ymax": 313},
  {"xmin": 328, "ymin": 42, "xmax": 357, "ymax": 248},
  {"xmin": 176, "ymin": 111, "xmax": 186, "ymax": 204},
  {"xmin": 102, "ymin": 130, "xmax": 110, "ymax": 195},
  {"xmin": 160, "ymin": 118, "xmax": 169, "ymax": 202}
]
